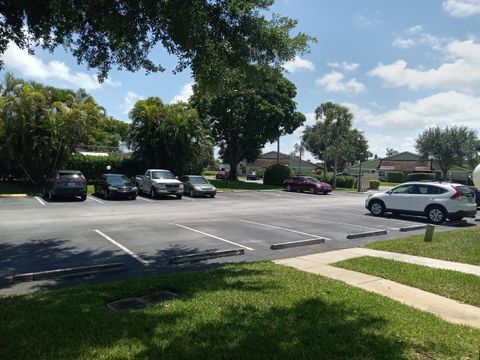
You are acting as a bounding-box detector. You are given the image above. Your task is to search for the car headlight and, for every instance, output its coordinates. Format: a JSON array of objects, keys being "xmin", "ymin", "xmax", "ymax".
[
  {"xmin": 212, "ymin": 187, "xmax": 216, "ymax": 191},
  {"xmin": 132, "ymin": 186, "xmax": 138, "ymax": 191},
  {"xmin": 156, "ymin": 183, "xmax": 166, "ymax": 189},
  {"xmin": 108, "ymin": 186, "xmax": 117, "ymax": 191},
  {"xmin": 178, "ymin": 184, "xmax": 184, "ymax": 190}
]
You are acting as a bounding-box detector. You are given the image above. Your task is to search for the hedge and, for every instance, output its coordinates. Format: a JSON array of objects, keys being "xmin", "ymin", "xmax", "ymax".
[
  {"xmin": 405, "ymin": 172, "xmax": 435, "ymax": 182},
  {"xmin": 335, "ymin": 176, "xmax": 355, "ymax": 188},
  {"xmin": 387, "ymin": 172, "xmax": 403, "ymax": 183},
  {"xmin": 263, "ymin": 164, "xmax": 294, "ymax": 186},
  {"xmin": 369, "ymin": 180, "xmax": 380, "ymax": 190}
]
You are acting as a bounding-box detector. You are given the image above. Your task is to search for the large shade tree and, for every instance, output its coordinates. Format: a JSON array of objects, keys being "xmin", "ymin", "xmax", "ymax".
[
  {"xmin": 192, "ymin": 65, "xmax": 305, "ymax": 180},
  {"xmin": 303, "ymin": 102, "xmax": 370, "ymax": 187},
  {"xmin": 415, "ymin": 125, "xmax": 480, "ymax": 178},
  {"xmin": 0, "ymin": 1, "xmax": 312, "ymax": 84},
  {"xmin": 128, "ymin": 97, "xmax": 212, "ymax": 175}
]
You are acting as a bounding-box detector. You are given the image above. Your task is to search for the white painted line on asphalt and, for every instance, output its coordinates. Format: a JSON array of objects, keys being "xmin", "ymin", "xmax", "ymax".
[
  {"xmin": 94, "ymin": 229, "xmax": 151, "ymax": 265},
  {"xmin": 34, "ymin": 196, "xmax": 46, "ymax": 206},
  {"xmin": 292, "ymin": 215, "xmax": 382, "ymax": 231},
  {"xmin": 88, "ymin": 196, "xmax": 104, "ymax": 204},
  {"xmin": 239, "ymin": 219, "xmax": 330, "ymax": 241},
  {"xmin": 137, "ymin": 196, "xmax": 154, "ymax": 203},
  {"xmin": 174, "ymin": 224, "xmax": 255, "ymax": 251}
]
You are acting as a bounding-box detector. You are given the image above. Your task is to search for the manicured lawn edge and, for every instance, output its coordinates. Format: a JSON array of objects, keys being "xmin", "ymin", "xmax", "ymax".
[
  {"xmin": 333, "ymin": 256, "xmax": 480, "ymax": 307},
  {"xmin": 0, "ymin": 262, "xmax": 478, "ymax": 359},
  {"xmin": 365, "ymin": 227, "xmax": 480, "ymax": 265}
]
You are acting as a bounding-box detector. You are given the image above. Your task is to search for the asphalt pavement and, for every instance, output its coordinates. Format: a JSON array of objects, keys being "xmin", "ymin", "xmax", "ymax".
[{"xmin": 0, "ymin": 190, "xmax": 477, "ymax": 295}]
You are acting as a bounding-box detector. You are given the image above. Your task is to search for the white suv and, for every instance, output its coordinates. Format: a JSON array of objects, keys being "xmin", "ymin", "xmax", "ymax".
[{"xmin": 365, "ymin": 182, "xmax": 477, "ymax": 224}]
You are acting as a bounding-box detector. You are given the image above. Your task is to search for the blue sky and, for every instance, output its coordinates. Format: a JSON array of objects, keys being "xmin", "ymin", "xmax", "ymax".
[{"xmin": 2, "ymin": 0, "xmax": 480, "ymax": 161}]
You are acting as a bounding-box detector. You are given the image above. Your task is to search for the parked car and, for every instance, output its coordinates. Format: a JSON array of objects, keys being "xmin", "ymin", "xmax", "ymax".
[
  {"xmin": 475, "ymin": 188, "xmax": 480, "ymax": 208},
  {"xmin": 215, "ymin": 170, "xmax": 228, "ymax": 180},
  {"xmin": 180, "ymin": 175, "xmax": 216, "ymax": 198},
  {"xmin": 365, "ymin": 182, "xmax": 477, "ymax": 224},
  {"xmin": 43, "ymin": 170, "xmax": 87, "ymax": 201},
  {"xmin": 246, "ymin": 172, "xmax": 260, "ymax": 180},
  {"xmin": 283, "ymin": 176, "xmax": 332, "ymax": 195},
  {"xmin": 135, "ymin": 169, "xmax": 183, "ymax": 199},
  {"xmin": 94, "ymin": 174, "xmax": 137, "ymax": 200}
]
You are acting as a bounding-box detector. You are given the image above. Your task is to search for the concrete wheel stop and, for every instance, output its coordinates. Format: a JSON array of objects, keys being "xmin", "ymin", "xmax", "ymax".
[{"xmin": 107, "ymin": 290, "xmax": 179, "ymax": 311}]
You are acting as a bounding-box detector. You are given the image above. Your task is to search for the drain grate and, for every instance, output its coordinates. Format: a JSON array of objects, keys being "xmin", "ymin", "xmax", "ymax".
[{"xmin": 107, "ymin": 291, "xmax": 179, "ymax": 311}]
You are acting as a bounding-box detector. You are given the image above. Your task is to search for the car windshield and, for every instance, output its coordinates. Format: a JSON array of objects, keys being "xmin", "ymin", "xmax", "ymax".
[
  {"xmin": 190, "ymin": 177, "xmax": 209, "ymax": 185},
  {"xmin": 59, "ymin": 173, "xmax": 82, "ymax": 179},
  {"xmin": 151, "ymin": 171, "xmax": 175, "ymax": 179},
  {"xmin": 107, "ymin": 175, "xmax": 131, "ymax": 185},
  {"xmin": 305, "ymin": 177, "xmax": 320, "ymax": 183}
]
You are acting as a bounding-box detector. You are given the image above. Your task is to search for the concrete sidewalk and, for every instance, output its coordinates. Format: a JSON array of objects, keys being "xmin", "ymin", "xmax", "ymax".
[{"xmin": 274, "ymin": 248, "xmax": 480, "ymax": 329}]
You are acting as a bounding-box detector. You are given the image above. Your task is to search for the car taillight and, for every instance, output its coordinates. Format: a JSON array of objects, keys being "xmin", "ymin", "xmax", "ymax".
[{"xmin": 450, "ymin": 185, "xmax": 462, "ymax": 200}]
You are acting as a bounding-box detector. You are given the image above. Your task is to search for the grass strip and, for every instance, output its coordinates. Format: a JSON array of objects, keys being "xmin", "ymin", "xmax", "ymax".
[
  {"xmin": 0, "ymin": 262, "xmax": 478, "ymax": 360},
  {"xmin": 334, "ymin": 256, "xmax": 480, "ymax": 307},
  {"xmin": 365, "ymin": 227, "xmax": 480, "ymax": 265}
]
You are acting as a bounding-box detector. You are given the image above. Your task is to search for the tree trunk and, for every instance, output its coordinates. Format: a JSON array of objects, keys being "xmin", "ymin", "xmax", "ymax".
[
  {"xmin": 333, "ymin": 146, "xmax": 338, "ymax": 189},
  {"xmin": 228, "ymin": 155, "xmax": 239, "ymax": 181}
]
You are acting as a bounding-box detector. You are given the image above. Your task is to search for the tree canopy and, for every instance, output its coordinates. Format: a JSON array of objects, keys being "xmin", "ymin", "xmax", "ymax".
[
  {"xmin": 128, "ymin": 97, "xmax": 213, "ymax": 175},
  {"xmin": 415, "ymin": 125, "xmax": 480, "ymax": 177},
  {"xmin": 191, "ymin": 65, "xmax": 305, "ymax": 180},
  {"xmin": 0, "ymin": 1, "xmax": 312, "ymax": 83},
  {"xmin": 303, "ymin": 102, "xmax": 370, "ymax": 186}
]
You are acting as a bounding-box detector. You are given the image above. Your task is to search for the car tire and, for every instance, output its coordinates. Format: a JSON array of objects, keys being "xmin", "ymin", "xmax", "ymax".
[
  {"xmin": 426, "ymin": 206, "xmax": 447, "ymax": 224},
  {"xmin": 309, "ymin": 186, "xmax": 316, "ymax": 194},
  {"xmin": 150, "ymin": 187, "xmax": 157, "ymax": 199},
  {"xmin": 80, "ymin": 194, "xmax": 87, "ymax": 201},
  {"xmin": 176, "ymin": 194, "xmax": 182, "ymax": 200},
  {"xmin": 286, "ymin": 185, "xmax": 292, "ymax": 192},
  {"xmin": 323, "ymin": 191, "xmax": 328, "ymax": 195},
  {"xmin": 369, "ymin": 200, "xmax": 385, "ymax": 217},
  {"xmin": 189, "ymin": 189, "xmax": 195, "ymax": 198}
]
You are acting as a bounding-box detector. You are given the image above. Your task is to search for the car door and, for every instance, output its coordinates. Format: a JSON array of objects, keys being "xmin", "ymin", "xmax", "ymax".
[
  {"xmin": 181, "ymin": 176, "xmax": 190, "ymax": 193},
  {"xmin": 384, "ymin": 184, "xmax": 415, "ymax": 211},
  {"xmin": 410, "ymin": 184, "xmax": 431, "ymax": 213}
]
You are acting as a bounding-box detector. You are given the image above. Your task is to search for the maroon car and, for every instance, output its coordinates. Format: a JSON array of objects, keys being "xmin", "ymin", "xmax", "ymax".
[
  {"xmin": 283, "ymin": 176, "xmax": 332, "ymax": 195},
  {"xmin": 215, "ymin": 170, "xmax": 229, "ymax": 180}
]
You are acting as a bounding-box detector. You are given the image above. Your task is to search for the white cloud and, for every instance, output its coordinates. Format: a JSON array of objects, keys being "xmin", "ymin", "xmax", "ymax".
[
  {"xmin": 170, "ymin": 82, "xmax": 194, "ymax": 104},
  {"xmin": 3, "ymin": 42, "xmax": 120, "ymax": 91},
  {"xmin": 316, "ymin": 71, "xmax": 366, "ymax": 94},
  {"xmin": 392, "ymin": 26, "xmax": 450, "ymax": 50},
  {"xmin": 283, "ymin": 55, "xmax": 315, "ymax": 73},
  {"xmin": 326, "ymin": 61, "xmax": 359, "ymax": 72},
  {"xmin": 371, "ymin": 39, "xmax": 480, "ymax": 92},
  {"xmin": 345, "ymin": 91, "xmax": 480, "ymax": 131},
  {"xmin": 443, "ymin": 0, "xmax": 480, "ymax": 17},
  {"xmin": 392, "ymin": 38, "xmax": 416, "ymax": 49},
  {"xmin": 122, "ymin": 91, "xmax": 143, "ymax": 116}
]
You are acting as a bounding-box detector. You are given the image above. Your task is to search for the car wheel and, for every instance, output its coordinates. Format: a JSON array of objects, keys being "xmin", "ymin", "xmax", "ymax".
[
  {"xmin": 309, "ymin": 186, "xmax": 316, "ymax": 194},
  {"xmin": 176, "ymin": 194, "xmax": 182, "ymax": 200},
  {"xmin": 150, "ymin": 187, "xmax": 157, "ymax": 199},
  {"xmin": 323, "ymin": 191, "xmax": 328, "ymax": 195},
  {"xmin": 189, "ymin": 189, "xmax": 195, "ymax": 197},
  {"xmin": 427, "ymin": 206, "xmax": 447, "ymax": 224},
  {"xmin": 286, "ymin": 185, "xmax": 292, "ymax": 192},
  {"xmin": 369, "ymin": 200, "xmax": 385, "ymax": 217},
  {"xmin": 80, "ymin": 194, "xmax": 87, "ymax": 201}
]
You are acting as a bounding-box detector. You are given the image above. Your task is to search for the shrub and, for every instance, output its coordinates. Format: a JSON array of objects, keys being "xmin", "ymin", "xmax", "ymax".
[
  {"xmin": 335, "ymin": 176, "xmax": 355, "ymax": 188},
  {"xmin": 405, "ymin": 172, "xmax": 435, "ymax": 182},
  {"xmin": 263, "ymin": 164, "xmax": 294, "ymax": 186},
  {"xmin": 369, "ymin": 180, "xmax": 380, "ymax": 190},
  {"xmin": 387, "ymin": 172, "xmax": 403, "ymax": 183},
  {"xmin": 202, "ymin": 170, "xmax": 216, "ymax": 176}
]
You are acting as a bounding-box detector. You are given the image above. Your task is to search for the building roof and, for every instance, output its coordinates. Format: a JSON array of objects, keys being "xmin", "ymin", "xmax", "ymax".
[
  {"xmin": 258, "ymin": 151, "xmax": 291, "ymax": 160},
  {"xmin": 345, "ymin": 158, "xmax": 381, "ymax": 172},
  {"xmin": 383, "ymin": 151, "xmax": 420, "ymax": 161}
]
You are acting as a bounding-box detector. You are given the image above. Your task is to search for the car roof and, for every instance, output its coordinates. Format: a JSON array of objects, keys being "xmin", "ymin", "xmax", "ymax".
[
  {"xmin": 183, "ymin": 175, "xmax": 204, "ymax": 178},
  {"xmin": 55, "ymin": 170, "xmax": 82, "ymax": 173},
  {"xmin": 103, "ymin": 173, "xmax": 126, "ymax": 176},
  {"xmin": 400, "ymin": 181, "xmax": 466, "ymax": 187}
]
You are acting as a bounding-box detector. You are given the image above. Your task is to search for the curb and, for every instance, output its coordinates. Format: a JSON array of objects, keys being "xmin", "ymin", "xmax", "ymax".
[
  {"xmin": 13, "ymin": 263, "xmax": 126, "ymax": 282},
  {"xmin": 0, "ymin": 193, "xmax": 28, "ymax": 198},
  {"xmin": 346, "ymin": 230, "xmax": 388, "ymax": 239},
  {"xmin": 399, "ymin": 225, "xmax": 428, "ymax": 232},
  {"xmin": 271, "ymin": 238, "xmax": 326, "ymax": 250},
  {"xmin": 169, "ymin": 249, "xmax": 245, "ymax": 264}
]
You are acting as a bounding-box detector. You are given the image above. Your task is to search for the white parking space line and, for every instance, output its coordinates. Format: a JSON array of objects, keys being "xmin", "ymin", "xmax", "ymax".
[
  {"xmin": 34, "ymin": 196, "xmax": 46, "ymax": 206},
  {"xmin": 88, "ymin": 196, "xmax": 104, "ymax": 204},
  {"xmin": 239, "ymin": 219, "xmax": 330, "ymax": 240},
  {"xmin": 94, "ymin": 229, "xmax": 151, "ymax": 265},
  {"xmin": 292, "ymin": 215, "xmax": 383, "ymax": 231},
  {"xmin": 174, "ymin": 224, "xmax": 255, "ymax": 251},
  {"xmin": 137, "ymin": 196, "xmax": 154, "ymax": 203}
]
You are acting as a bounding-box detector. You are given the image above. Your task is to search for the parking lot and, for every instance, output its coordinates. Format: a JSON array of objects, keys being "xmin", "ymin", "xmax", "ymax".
[{"xmin": 0, "ymin": 190, "xmax": 477, "ymax": 295}]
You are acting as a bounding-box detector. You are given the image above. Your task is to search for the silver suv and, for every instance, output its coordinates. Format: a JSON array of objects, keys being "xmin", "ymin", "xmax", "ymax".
[{"xmin": 365, "ymin": 182, "xmax": 477, "ymax": 224}]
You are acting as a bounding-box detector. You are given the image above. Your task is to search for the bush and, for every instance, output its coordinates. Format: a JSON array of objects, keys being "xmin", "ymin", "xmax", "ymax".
[
  {"xmin": 369, "ymin": 180, "xmax": 380, "ymax": 190},
  {"xmin": 335, "ymin": 176, "xmax": 355, "ymax": 188},
  {"xmin": 202, "ymin": 170, "xmax": 216, "ymax": 176},
  {"xmin": 405, "ymin": 172, "xmax": 435, "ymax": 182},
  {"xmin": 263, "ymin": 164, "xmax": 294, "ymax": 186},
  {"xmin": 387, "ymin": 172, "xmax": 403, "ymax": 183}
]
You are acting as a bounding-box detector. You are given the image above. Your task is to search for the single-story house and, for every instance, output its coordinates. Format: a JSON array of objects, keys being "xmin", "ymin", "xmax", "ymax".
[
  {"xmin": 345, "ymin": 151, "xmax": 470, "ymax": 181},
  {"xmin": 239, "ymin": 151, "xmax": 318, "ymax": 175}
]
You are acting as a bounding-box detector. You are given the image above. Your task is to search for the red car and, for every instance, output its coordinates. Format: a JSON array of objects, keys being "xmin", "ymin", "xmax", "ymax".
[
  {"xmin": 215, "ymin": 170, "xmax": 229, "ymax": 180},
  {"xmin": 283, "ymin": 176, "xmax": 332, "ymax": 195}
]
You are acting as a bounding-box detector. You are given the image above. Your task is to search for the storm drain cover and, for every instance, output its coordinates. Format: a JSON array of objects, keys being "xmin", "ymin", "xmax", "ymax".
[
  {"xmin": 107, "ymin": 291, "xmax": 179, "ymax": 311},
  {"xmin": 107, "ymin": 298, "xmax": 147, "ymax": 312},
  {"xmin": 141, "ymin": 291, "xmax": 178, "ymax": 305}
]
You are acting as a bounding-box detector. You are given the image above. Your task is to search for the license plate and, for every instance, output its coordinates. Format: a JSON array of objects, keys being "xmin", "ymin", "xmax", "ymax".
[{"xmin": 67, "ymin": 182, "xmax": 76, "ymax": 187}]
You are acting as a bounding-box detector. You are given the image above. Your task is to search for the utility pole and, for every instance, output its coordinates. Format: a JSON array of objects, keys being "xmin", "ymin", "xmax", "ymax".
[{"xmin": 277, "ymin": 135, "xmax": 280, "ymax": 164}]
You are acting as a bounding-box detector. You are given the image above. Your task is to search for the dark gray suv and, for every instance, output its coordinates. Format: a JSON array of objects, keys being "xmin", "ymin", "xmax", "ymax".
[{"xmin": 44, "ymin": 170, "xmax": 87, "ymax": 201}]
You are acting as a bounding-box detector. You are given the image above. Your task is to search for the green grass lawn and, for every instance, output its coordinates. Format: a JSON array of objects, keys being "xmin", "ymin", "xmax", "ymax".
[
  {"xmin": 380, "ymin": 181, "xmax": 401, "ymax": 186},
  {"xmin": 87, "ymin": 184, "xmax": 95, "ymax": 195},
  {"xmin": 0, "ymin": 262, "xmax": 478, "ymax": 360},
  {"xmin": 0, "ymin": 182, "xmax": 42, "ymax": 195},
  {"xmin": 208, "ymin": 179, "xmax": 282, "ymax": 191},
  {"xmin": 334, "ymin": 256, "xmax": 480, "ymax": 307},
  {"xmin": 365, "ymin": 227, "xmax": 480, "ymax": 265}
]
